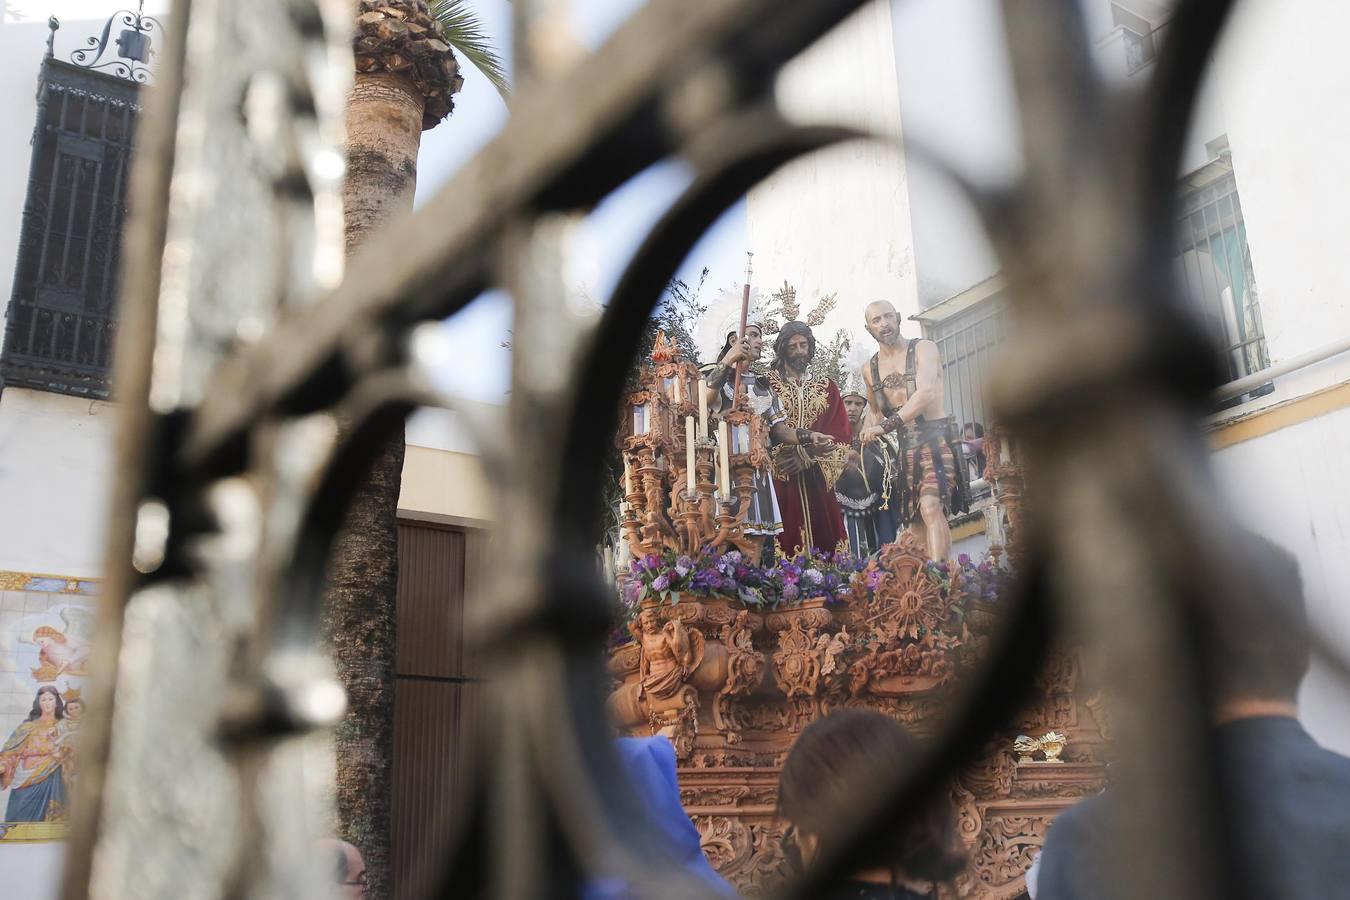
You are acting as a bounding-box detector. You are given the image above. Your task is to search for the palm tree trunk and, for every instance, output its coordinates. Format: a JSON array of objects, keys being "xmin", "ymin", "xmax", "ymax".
[{"xmin": 326, "ymin": 5, "xmax": 461, "ymax": 897}]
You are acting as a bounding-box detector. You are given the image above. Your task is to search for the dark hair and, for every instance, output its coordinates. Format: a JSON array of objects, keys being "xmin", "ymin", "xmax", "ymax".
[
  {"xmin": 27, "ymin": 685, "xmax": 65, "ymax": 721},
  {"xmin": 963, "ymin": 422, "xmax": 984, "ymax": 438},
  {"xmin": 1208, "ymin": 532, "xmax": 1309, "ymax": 704},
  {"xmin": 772, "ymin": 321, "xmax": 816, "ymax": 375},
  {"xmin": 778, "ymin": 709, "xmax": 966, "ymax": 884}
]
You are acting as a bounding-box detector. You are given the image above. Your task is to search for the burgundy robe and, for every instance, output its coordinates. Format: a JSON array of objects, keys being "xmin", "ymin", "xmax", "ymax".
[{"xmin": 768, "ymin": 373, "xmax": 853, "ymax": 555}]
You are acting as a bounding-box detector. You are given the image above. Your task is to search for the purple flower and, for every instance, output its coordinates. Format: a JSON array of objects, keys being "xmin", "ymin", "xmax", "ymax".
[
  {"xmin": 651, "ymin": 574, "xmax": 670, "ymax": 592},
  {"xmin": 803, "ymin": 569, "xmax": 824, "ymax": 587},
  {"xmin": 958, "ymin": 553, "xmax": 972, "ymax": 567},
  {"xmin": 724, "ymin": 550, "xmax": 743, "ymax": 566},
  {"xmin": 782, "ymin": 583, "xmax": 800, "ymax": 602},
  {"xmin": 644, "ymin": 554, "xmax": 660, "ymax": 569},
  {"xmin": 736, "ymin": 565, "xmax": 751, "ymax": 580},
  {"xmin": 624, "ymin": 580, "xmax": 641, "ymax": 605},
  {"xmin": 675, "ymin": 555, "xmax": 693, "ymax": 577},
  {"xmin": 866, "ymin": 569, "xmax": 883, "ymax": 590}
]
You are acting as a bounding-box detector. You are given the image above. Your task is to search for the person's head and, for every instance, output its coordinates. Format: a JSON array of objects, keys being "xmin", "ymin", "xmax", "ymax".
[
  {"xmin": 316, "ymin": 839, "xmax": 367, "ymax": 899},
  {"xmin": 63, "ymin": 687, "xmax": 84, "ymax": 720},
  {"xmin": 638, "ymin": 607, "xmax": 660, "ymax": 635},
  {"xmin": 864, "ymin": 301, "xmax": 901, "ymax": 347},
  {"xmin": 842, "ymin": 393, "xmax": 867, "ymax": 428},
  {"xmin": 963, "ymin": 422, "xmax": 984, "ymax": 442},
  {"xmin": 778, "ymin": 709, "xmax": 966, "ymax": 884},
  {"xmin": 773, "ymin": 322, "xmax": 816, "ymax": 375},
  {"xmin": 718, "ymin": 323, "xmax": 764, "ymax": 367},
  {"xmin": 1208, "ymin": 532, "xmax": 1310, "ymax": 717},
  {"xmin": 34, "ymin": 625, "xmax": 66, "ymax": 650},
  {"xmin": 29, "ymin": 685, "xmax": 64, "ymax": 721}
]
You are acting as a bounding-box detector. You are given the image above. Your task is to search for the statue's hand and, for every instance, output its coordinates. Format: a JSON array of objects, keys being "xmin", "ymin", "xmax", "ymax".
[
  {"xmin": 860, "ymin": 425, "xmax": 884, "ymax": 444},
  {"xmin": 779, "ymin": 452, "xmax": 804, "ymax": 476}
]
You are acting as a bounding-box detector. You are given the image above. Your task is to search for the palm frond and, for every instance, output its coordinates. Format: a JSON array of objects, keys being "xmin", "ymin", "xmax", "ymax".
[{"xmin": 429, "ymin": 0, "xmax": 511, "ymax": 100}]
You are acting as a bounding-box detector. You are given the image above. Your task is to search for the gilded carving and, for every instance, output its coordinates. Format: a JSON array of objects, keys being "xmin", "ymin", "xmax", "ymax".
[
  {"xmin": 603, "ymin": 527, "xmax": 1105, "ymax": 899},
  {"xmin": 771, "ymin": 617, "xmax": 821, "ymax": 699}
]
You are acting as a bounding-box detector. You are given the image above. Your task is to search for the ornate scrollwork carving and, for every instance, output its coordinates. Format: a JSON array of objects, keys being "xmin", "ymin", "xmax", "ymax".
[{"xmin": 771, "ymin": 616, "xmax": 822, "ymax": 699}]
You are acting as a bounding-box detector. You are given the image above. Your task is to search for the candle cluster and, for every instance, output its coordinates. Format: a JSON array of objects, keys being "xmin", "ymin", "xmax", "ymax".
[{"xmin": 617, "ymin": 332, "xmax": 769, "ymax": 566}]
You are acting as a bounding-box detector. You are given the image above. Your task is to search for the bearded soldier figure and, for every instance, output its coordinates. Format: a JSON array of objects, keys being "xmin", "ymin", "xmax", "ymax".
[
  {"xmin": 767, "ymin": 321, "xmax": 853, "ymax": 555},
  {"xmin": 859, "ymin": 300, "xmax": 970, "ymax": 561}
]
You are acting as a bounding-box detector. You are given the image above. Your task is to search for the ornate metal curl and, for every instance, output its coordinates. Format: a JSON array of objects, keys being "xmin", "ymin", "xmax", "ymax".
[
  {"xmin": 64, "ymin": 0, "xmax": 1292, "ymax": 899},
  {"xmin": 69, "ymin": 2, "xmax": 164, "ymax": 84}
]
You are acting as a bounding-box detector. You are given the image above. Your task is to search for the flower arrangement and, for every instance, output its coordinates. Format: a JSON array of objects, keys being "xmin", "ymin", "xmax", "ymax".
[
  {"xmin": 621, "ymin": 546, "xmax": 871, "ymax": 618},
  {"xmin": 923, "ymin": 553, "xmax": 1014, "ymax": 610},
  {"xmin": 617, "ymin": 546, "xmax": 1011, "ymax": 631}
]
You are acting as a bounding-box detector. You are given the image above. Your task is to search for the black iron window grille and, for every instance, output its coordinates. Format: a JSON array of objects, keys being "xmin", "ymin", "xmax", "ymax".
[
  {"xmin": 923, "ymin": 154, "xmax": 1269, "ymax": 431},
  {"xmin": 923, "ymin": 288, "xmax": 1011, "ymax": 440},
  {"xmin": 1176, "ymin": 153, "xmax": 1269, "ymax": 386},
  {"xmin": 1, "ymin": 59, "xmax": 140, "ymax": 399}
]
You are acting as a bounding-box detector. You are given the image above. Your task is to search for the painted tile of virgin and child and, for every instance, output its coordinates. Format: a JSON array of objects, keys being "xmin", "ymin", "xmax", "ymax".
[
  {"xmin": 0, "ymin": 685, "xmax": 76, "ymax": 823},
  {"xmin": 0, "ymin": 597, "xmax": 93, "ymax": 836}
]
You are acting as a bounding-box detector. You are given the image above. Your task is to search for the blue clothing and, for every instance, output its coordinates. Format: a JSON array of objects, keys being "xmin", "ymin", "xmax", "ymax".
[
  {"xmin": 1037, "ymin": 717, "xmax": 1350, "ymax": 900},
  {"xmin": 586, "ymin": 737, "xmax": 735, "ymax": 899},
  {"xmin": 5, "ymin": 765, "xmax": 66, "ymax": 822}
]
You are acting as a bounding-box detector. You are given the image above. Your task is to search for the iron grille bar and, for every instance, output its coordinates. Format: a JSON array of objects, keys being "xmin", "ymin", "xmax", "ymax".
[{"xmin": 57, "ymin": 0, "xmax": 1313, "ymax": 898}]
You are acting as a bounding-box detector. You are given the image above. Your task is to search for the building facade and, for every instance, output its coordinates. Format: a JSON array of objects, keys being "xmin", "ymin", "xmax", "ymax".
[
  {"xmin": 0, "ymin": 16, "xmax": 494, "ymax": 898},
  {"xmin": 906, "ymin": 0, "xmax": 1350, "ymax": 752}
]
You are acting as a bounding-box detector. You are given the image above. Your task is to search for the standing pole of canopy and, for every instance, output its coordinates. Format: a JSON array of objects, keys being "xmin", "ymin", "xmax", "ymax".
[{"xmin": 731, "ymin": 251, "xmax": 754, "ymax": 406}]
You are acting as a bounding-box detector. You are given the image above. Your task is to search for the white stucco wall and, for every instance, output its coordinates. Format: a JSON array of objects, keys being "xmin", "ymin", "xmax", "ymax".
[
  {"xmin": 1205, "ymin": 0, "xmax": 1350, "ymax": 371},
  {"xmin": 746, "ymin": 0, "xmax": 918, "ymax": 348},
  {"xmin": 1212, "ymin": 403, "xmax": 1350, "ymax": 756},
  {"xmin": 0, "ymin": 840, "xmax": 64, "ymax": 899},
  {"xmin": 1093, "ymin": 0, "xmax": 1350, "ymax": 399},
  {"xmin": 0, "ymin": 389, "xmax": 114, "ymax": 577}
]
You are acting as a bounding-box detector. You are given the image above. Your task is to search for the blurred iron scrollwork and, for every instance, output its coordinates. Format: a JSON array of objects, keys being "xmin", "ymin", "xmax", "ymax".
[{"xmin": 64, "ymin": 0, "xmax": 1260, "ymax": 899}]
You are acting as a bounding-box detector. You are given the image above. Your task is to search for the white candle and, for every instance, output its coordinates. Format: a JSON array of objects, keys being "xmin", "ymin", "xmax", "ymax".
[
  {"xmin": 1001, "ymin": 437, "xmax": 1012, "ymax": 465},
  {"xmin": 685, "ymin": 417, "xmax": 696, "ymax": 494},
  {"xmin": 698, "ymin": 381, "xmax": 709, "ymax": 439},
  {"xmin": 718, "ymin": 421, "xmax": 731, "ymax": 497},
  {"xmin": 623, "ymin": 456, "xmax": 633, "ymax": 495}
]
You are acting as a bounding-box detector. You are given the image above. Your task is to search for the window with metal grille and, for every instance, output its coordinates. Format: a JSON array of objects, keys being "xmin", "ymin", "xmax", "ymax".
[
  {"xmin": 2, "ymin": 60, "xmax": 140, "ymax": 399},
  {"xmin": 1175, "ymin": 153, "xmax": 1269, "ymax": 386},
  {"xmin": 924, "ymin": 292, "xmax": 1010, "ymax": 443}
]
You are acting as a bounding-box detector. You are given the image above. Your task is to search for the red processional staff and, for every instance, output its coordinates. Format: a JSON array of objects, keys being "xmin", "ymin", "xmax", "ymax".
[{"xmin": 731, "ymin": 252, "xmax": 753, "ymax": 406}]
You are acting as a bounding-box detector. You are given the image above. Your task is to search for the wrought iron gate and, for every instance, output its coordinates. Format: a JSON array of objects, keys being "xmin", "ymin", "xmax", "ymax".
[{"xmin": 56, "ymin": 0, "xmax": 1329, "ymax": 898}]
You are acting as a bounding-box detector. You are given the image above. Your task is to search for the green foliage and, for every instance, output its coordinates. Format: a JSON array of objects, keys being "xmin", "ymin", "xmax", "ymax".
[
  {"xmin": 627, "ymin": 267, "xmax": 710, "ymax": 387},
  {"xmin": 429, "ymin": 0, "xmax": 511, "ymax": 100}
]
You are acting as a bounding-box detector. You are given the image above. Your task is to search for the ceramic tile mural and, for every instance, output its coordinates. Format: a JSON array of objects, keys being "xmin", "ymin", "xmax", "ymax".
[{"xmin": 0, "ymin": 577, "xmax": 97, "ymax": 842}]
